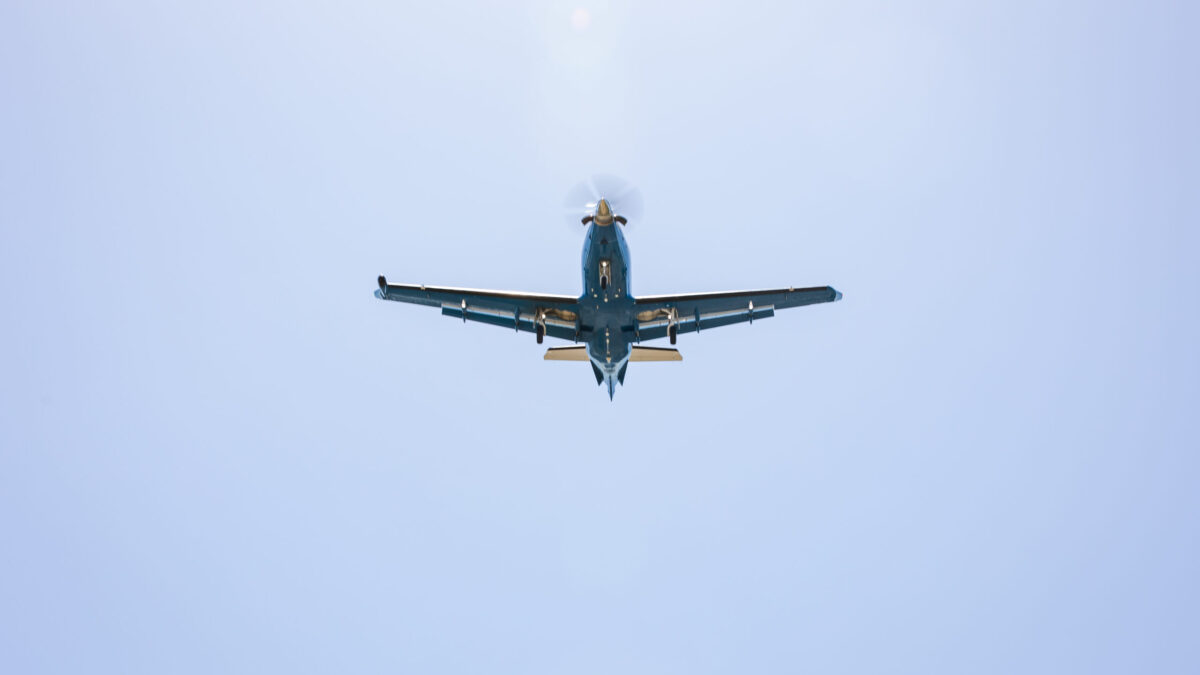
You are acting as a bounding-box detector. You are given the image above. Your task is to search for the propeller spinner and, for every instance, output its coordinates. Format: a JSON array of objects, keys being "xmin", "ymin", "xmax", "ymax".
[
  {"xmin": 582, "ymin": 198, "xmax": 625, "ymax": 226},
  {"xmin": 565, "ymin": 175, "xmax": 643, "ymax": 229}
]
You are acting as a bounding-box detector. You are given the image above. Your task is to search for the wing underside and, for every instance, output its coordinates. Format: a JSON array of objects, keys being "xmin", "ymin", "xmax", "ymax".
[
  {"xmin": 376, "ymin": 276, "xmax": 581, "ymax": 341},
  {"xmin": 375, "ymin": 277, "xmax": 840, "ymax": 344},
  {"xmin": 633, "ymin": 286, "xmax": 840, "ymax": 341}
]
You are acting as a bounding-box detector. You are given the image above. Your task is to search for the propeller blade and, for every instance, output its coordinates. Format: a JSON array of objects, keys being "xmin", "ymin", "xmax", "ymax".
[
  {"xmin": 563, "ymin": 179, "xmax": 599, "ymax": 228},
  {"xmin": 562, "ymin": 174, "xmax": 644, "ymax": 229},
  {"xmin": 589, "ymin": 174, "xmax": 643, "ymax": 225}
]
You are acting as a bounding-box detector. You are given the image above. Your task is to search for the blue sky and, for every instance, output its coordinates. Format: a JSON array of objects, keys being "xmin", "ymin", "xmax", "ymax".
[{"xmin": 1, "ymin": 1, "xmax": 1197, "ymax": 673}]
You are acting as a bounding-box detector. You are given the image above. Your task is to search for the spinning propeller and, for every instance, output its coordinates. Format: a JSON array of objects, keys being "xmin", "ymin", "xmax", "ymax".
[{"xmin": 563, "ymin": 175, "xmax": 644, "ymax": 229}]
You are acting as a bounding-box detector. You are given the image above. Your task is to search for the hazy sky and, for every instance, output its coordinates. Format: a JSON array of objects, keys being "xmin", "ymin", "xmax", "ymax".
[{"xmin": 2, "ymin": 2, "xmax": 1197, "ymax": 673}]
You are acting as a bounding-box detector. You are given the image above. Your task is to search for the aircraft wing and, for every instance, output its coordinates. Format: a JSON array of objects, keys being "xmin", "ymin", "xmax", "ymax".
[
  {"xmin": 633, "ymin": 286, "xmax": 841, "ymax": 341},
  {"xmin": 375, "ymin": 276, "xmax": 582, "ymax": 341}
]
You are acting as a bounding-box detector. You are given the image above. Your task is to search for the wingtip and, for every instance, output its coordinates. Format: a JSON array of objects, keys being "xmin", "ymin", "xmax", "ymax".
[{"xmin": 832, "ymin": 287, "xmax": 843, "ymax": 302}]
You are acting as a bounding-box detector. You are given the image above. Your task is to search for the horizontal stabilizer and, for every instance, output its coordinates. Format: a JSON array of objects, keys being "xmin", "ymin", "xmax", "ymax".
[
  {"xmin": 630, "ymin": 346, "xmax": 682, "ymax": 362},
  {"xmin": 544, "ymin": 346, "xmax": 589, "ymax": 361}
]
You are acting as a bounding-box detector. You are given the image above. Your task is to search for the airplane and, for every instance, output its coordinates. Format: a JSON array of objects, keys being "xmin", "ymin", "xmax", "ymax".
[{"xmin": 374, "ymin": 194, "xmax": 842, "ymax": 399}]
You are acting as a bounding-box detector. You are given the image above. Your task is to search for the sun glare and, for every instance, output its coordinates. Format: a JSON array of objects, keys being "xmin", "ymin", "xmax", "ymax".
[{"xmin": 570, "ymin": 7, "xmax": 592, "ymax": 31}]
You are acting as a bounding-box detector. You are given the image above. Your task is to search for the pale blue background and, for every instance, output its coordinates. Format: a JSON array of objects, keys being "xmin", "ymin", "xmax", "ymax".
[{"xmin": 1, "ymin": 1, "xmax": 1197, "ymax": 673}]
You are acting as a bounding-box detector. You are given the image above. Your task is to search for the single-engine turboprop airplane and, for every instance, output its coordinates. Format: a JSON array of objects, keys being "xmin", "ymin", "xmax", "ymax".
[{"xmin": 375, "ymin": 195, "xmax": 841, "ymax": 399}]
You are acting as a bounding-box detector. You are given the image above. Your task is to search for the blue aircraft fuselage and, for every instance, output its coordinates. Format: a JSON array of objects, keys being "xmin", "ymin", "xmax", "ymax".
[{"xmin": 578, "ymin": 220, "xmax": 636, "ymax": 398}]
